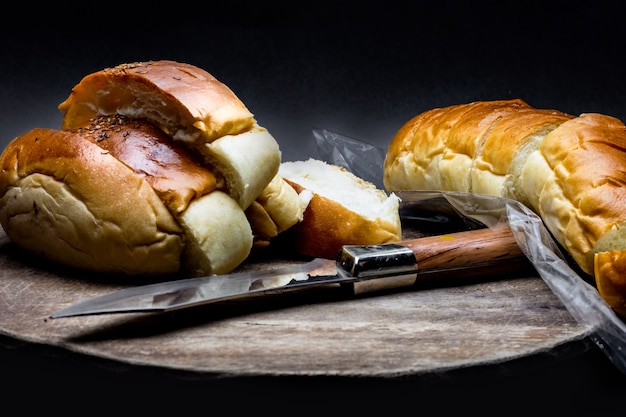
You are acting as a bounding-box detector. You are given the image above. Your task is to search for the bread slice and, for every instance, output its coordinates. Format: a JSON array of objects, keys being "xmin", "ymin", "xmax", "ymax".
[
  {"xmin": 279, "ymin": 158, "xmax": 402, "ymax": 259},
  {"xmin": 245, "ymin": 174, "xmax": 307, "ymax": 249}
]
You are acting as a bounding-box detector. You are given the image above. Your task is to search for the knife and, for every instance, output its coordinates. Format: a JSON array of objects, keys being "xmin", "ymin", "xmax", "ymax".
[{"xmin": 50, "ymin": 224, "xmax": 529, "ymax": 318}]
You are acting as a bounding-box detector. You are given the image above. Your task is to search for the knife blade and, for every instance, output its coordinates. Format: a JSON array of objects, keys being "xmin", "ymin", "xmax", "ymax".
[{"xmin": 49, "ymin": 224, "xmax": 529, "ymax": 318}]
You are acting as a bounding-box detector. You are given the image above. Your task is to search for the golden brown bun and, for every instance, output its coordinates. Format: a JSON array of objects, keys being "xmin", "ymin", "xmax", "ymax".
[
  {"xmin": 521, "ymin": 113, "xmax": 626, "ymax": 274},
  {"xmin": 59, "ymin": 60, "xmax": 255, "ymax": 143},
  {"xmin": 67, "ymin": 115, "xmax": 254, "ymax": 276},
  {"xmin": 0, "ymin": 128, "xmax": 185, "ymax": 275},
  {"xmin": 279, "ymin": 159, "xmax": 402, "ymax": 259},
  {"xmin": 70, "ymin": 115, "xmax": 219, "ymax": 215},
  {"xmin": 384, "ymin": 99, "xmax": 530, "ymax": 192},
  {"xmin": 0, "ymin": 61, "xmax": 300, "ymax": 277},
  {"xmin": 58, "ymin": 60, "xmax": 280, "ymax": 210},
  {"xmin": 383, "ymin": 100, "xmax": 626, "ymax": 314},
  {"xmin": 384, "ymin": 99, "xmax": 574, "ymax": 199},
  {"xmin": 0, "ymin": 118, "xmax": 255, "ymax": 276}
]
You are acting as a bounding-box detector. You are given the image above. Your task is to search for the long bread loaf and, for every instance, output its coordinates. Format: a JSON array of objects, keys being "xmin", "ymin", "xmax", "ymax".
[{"xmin": 383, "ymin": 99, "xmax": 626, "ymax": 315}]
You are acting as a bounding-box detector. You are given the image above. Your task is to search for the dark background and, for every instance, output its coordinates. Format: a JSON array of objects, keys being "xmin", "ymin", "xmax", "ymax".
[
  {"xmin": 3, "ymin": 2, "xmax": 626, "ymax": 160},
  {"xmin": 2, "ymin": 1, "xmax": 626, "ymax": 413}
]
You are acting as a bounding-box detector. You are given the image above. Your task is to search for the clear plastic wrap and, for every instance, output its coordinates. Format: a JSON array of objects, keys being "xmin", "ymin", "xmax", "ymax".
[{"xmin": 312, "ymin": 127, "xmax": 626, "ymax": 374}]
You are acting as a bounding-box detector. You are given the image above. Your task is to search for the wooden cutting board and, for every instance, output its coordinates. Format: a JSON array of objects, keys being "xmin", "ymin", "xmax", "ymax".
[{"xmin": 0, "ymin": 226, "xmax": 589, "ymax": 377}]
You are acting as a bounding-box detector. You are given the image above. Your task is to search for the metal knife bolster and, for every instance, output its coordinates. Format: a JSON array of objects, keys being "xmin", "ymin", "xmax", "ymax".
[{"xmin": 337, "ymin": 244, "xmax": 419, "ymax": 295}]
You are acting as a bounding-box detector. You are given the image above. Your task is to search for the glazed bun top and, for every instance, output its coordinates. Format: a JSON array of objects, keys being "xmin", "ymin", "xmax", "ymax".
[
  {"xmin": 58, "ymin": 60, "xmax": 281, "ymax": 210},
  {"xmin": 59, "ymin": 60, "xmax": 255, "ymax": 145},
  {"xmin": 69, "ymin": 115, "xmax": 220, "ymax": 215}
]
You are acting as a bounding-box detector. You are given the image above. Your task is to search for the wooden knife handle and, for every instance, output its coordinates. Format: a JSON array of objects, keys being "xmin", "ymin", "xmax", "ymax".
[
  {"xmin": 401, "ymin": 225, "xmax": 525, "ymax": 272},
  {"xmin": 347, "ymin": 225, "xmax": 531, "ymax": 295}
]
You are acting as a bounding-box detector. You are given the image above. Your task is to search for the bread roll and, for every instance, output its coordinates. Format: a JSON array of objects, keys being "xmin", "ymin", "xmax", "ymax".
[
  {"xmin": 279, "ymin": 158, "xmax": 402, "ymax": 259},
  {"xmin": 0, "ymin": 127, "xmax": 185, "ymax": 275},
  {"xmin": 383, "ymin": 99, "xmax": 626, "ymax": 315},
  {"xmin": 59, "ymin": 60, "xmax": 254, "ymax": 143},
  {"xmin": 0, "ymin": 60, "xmax": 303, "ymax": 277},
  {"xmin": 68, "ymin": 115, "xmax": 254, "ymax": 276},
  {"xmin": 58, "ymin": 60, "xmax": 279, "ymax": 210},
  {"xmin": 0, "ymin": 115, "xmax": 256, "ymax": 276}
]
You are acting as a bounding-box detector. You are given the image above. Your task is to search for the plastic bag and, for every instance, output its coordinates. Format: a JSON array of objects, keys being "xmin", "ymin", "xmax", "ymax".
[{"xmin": 313, "ymin": 127, "xmax": 626, "ymax": 374}]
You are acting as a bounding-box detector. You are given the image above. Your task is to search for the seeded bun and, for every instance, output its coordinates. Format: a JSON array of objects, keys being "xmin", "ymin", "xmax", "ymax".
[
  {"xmin": 59, "ymin": 60, "xmax": 255, "ymax": 144},
  {"xmin": 58, "ymin": 60, "xmax": 281, "ymax": 211},
  {"xmin": 0, "ymin": 61, "xmax": 300, "ymax": 277},
  {"xmin": 0, "ymin": 60, "xmax": 405, "ymax": 279}
]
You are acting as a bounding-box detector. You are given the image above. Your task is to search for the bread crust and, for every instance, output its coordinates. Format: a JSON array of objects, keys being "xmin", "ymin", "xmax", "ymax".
[
  {"xmin": 525, "ymin": 113, "xmax": 626, "ymax": 274},
  {"xmin": 70, "ymin": 115, "xmax": 219, "ymax": 214},
  {"xmin": 0, "ymin": 61, "xmax": 294, "ymax": 277},
  {"xmin": 58, "ymin": 60, "xmax": 281, "ymax": 212},
  {"xmin": 0, "ymin": 128, "xmax": 184, "ymax": 275},
  {"xmin": 280, "ymin": 159, "xmax": 402, "ymax": 259},
  {"xmin": 59, "ymin": 60, "xmax": 255, "ymax": 144},
  {"xmin": 384, "ymin": 99, "xmax": 532, "ymax": 192},
  {"xmin": 383, "ymin": 100, "xmax": 626, "ymax": 315},
  {"xmin": 595, "ymin": 251, "xmax": 626, "ymax": 315}
]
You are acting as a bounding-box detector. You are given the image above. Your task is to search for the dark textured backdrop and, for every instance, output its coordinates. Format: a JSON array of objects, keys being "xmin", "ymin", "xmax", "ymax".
[{"xmin": 2, "ymin": 2, "xmax": 626, "ymax": 162}]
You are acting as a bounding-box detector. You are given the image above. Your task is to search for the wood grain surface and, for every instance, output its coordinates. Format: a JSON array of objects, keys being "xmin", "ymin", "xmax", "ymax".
[{"xmin": 0, "ymin": 226, "xmax": 589, "ymax": 377}]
